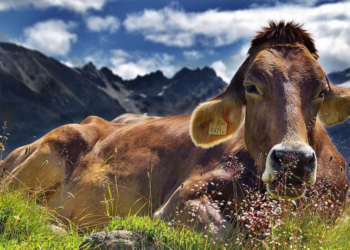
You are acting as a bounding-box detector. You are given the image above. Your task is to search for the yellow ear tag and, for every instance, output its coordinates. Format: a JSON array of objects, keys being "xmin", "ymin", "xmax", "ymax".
[{"xmin": 209, "ymin": 116, "xmax": 227, "ymax": 135}]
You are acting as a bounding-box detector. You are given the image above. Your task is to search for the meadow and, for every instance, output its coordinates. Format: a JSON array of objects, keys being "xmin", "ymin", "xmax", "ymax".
[{"xmin": 1, "ymin": 186, "xmax": 349, "ymax": 250}]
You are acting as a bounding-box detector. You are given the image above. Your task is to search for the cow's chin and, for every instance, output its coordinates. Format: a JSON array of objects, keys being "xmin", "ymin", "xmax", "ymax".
[{"xmin": 266, "ymin": 181, "xmax": 306, "ymax": 200}]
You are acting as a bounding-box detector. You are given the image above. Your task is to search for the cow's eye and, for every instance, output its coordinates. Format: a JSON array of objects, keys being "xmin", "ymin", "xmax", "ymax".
[
  {"xmin": 245, "ymin": 85, "xmax": 259, "ymax": 95},
  {"xmin": 317, "ymin": 90, "xmax": 327, "ymax": 99}
]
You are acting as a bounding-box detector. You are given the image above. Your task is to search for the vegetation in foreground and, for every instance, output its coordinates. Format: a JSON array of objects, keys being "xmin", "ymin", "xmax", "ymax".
[{"xmin": 0, "ymin": 187, "xmax": 350, "ymax": 250}]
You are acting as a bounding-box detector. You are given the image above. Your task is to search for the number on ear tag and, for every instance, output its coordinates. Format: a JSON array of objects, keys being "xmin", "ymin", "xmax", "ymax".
[{"xmin": 209, "ymin": 116, "xmax": 227, "ymax": 135}]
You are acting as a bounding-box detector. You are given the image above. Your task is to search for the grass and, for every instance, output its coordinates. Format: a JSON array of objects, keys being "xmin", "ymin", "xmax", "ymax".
[
  {"xmin": 0, "ymin": 189, "xmax": 82, "ymax": 249},
  {"xmin": 0, "ymin": 187, "xmax": 350, "ymax": 249}
]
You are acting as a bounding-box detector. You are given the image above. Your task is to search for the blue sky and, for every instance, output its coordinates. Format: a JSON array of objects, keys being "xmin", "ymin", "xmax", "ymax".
[{"xmin": 0, "ymin": 0, "xmax": 349, "ymax": 82}]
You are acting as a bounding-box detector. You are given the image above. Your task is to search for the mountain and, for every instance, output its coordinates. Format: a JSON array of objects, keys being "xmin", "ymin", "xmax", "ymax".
[
  {"xmin": 0, "ymin": 43, "xmax": 227, "ymax": 155},
  {"xmin": 328, "ymin": 68, "xmax": 350, "ymax": 85},
  {"xmin": 0, "ymin": 43, "xmax": 126, "ymax": 155},
  {"xmin": 95, "ymin": 66, "xmax": 227, "ymax": 116}
]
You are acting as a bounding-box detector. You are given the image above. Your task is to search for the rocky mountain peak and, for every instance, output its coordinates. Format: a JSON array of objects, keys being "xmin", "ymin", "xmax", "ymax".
[
  {"xmin": 82, "ymin": 61, "xmax": 97, "ymax": 72},
  {"xmin": 100, "ymin": 67, "xmax": 123, "ymax": 83},
  {"xmin": 173, "ymin": 67, "xmax": 218, "ymax": 81},
  {"xmin": 132, "ymin": 70, "xmax": 167, "ymax": 82}
]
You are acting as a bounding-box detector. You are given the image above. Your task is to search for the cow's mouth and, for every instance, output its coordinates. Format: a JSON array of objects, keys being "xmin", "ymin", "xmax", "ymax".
[{"xmin": 266, "ymin": 179, "xmax": 306, "ymax": 200}]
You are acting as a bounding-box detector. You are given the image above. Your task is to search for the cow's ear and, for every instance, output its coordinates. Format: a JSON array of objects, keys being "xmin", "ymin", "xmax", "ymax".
[
  {"xmin": 190, "ymin": 94, "xmax": 245, "ymax": 148},
  {"xmin": 190, "ymin": 59, "xmax": 248, "ymax": 148},
  {"xmin": 319, "ymin": 83, "xmax": 350, "ymax": 126}
]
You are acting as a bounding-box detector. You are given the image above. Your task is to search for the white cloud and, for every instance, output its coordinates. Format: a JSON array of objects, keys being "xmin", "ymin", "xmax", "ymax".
[
  {"xmin": 110, "ymin": 50, "xmax": 177, "ymax": 80},
  {"xmin": 124, "ymin": 7, "xmax": 255, "ymax": 48},
  {"xmin": 86, "ymin": 15, "xmax": 120, "ymax": 33},
  {"xmin": 21, "ymin": 19, "xmax": 77, "ymax": 56},
  {"xmin": 211, "ymin": 61, "xmax": 229, "ymax": 83},
  {"xmin": 183, "ymin": 50, "xmax": 204, "ymax": 60},
  {"xmin": 83, "ymin": 50, "xmax": 177, "ymax": 80},
  {"xmin": 125, "ymin": 2, "xmax": 350, "ymax": 72},
  {"xmin": 61, "ymin": 60, "xmax": 74, "ymax": 67},
  {"xmin": 0, "ymin": 0, "xmax": 108, "ymax": 13}
]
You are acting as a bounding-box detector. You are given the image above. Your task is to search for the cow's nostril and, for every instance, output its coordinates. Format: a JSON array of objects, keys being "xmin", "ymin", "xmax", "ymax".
[
  {"xmin": 307, "ymin": 152, "xmax": 315, "ymax": 163},
  {"xmin": 275, "ymin": 151, "xmax": 284, "ymax": 161},
  {"xmin": 272, "ymin": 149, "xmax": 281, "ymax": 163}
]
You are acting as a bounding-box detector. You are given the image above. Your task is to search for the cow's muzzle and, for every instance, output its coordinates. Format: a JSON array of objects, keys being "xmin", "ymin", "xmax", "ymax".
[{"xmin": 262, "ymin": 143, "xmax": 317, "ymax": 200}]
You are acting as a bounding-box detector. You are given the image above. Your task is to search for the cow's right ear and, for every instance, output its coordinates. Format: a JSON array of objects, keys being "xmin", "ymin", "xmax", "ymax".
[
  {"xmin": 190, "ymin": 94, "xmax": 245, "ymax": 148},
  {"xmin": 190, "ymin": 58, "xmax": 249, "ymax": 148},
  {"xmin": 190, "ymin": 57, "xmax": 250, "ymax": 148}
]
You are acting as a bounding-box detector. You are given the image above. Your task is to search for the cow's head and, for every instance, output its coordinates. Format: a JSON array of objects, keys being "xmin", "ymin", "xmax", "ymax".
[{"xmin": 190, "ymin": 21, "xmax": 350, "ymax": 200}]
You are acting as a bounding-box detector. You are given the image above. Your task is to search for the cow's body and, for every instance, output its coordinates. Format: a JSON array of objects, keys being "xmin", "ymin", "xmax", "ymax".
[
  {"xmin": 1, "ymin": 114, "xmax": 347, "ymax": 233},
  {"xmin": 1, "ymin": 21, "xmax": 350, "ymax": 237}
]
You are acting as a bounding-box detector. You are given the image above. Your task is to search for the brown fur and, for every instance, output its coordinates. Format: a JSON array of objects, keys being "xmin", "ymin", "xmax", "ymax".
[
  {"xmin": 249, "ymin": 20, "xmax": 318, "ymax": 59},
  {"xmin": 1, "ymin": 21, "xmax": 349, "ymax": 238}
]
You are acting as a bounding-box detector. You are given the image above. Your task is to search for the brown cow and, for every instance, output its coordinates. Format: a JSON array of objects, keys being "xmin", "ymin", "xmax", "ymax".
[
  {"xmin": 1, "ymin": 21, "xmax": 349, "ymax": 238},
  {"xmin": 111, "ymin": 113, "xmax": 160, "ymax": 124}
]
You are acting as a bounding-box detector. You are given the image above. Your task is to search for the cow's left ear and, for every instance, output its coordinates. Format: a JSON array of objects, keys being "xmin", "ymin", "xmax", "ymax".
[{"xmin": 319, "ymin": 84, "xmax": 350, "ymax": 126}]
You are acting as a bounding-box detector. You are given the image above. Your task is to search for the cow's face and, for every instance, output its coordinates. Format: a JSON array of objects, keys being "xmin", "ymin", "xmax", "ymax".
[
  {"xmin": 190, "ymin": 24, "xmax": 350, "ymax": 200},
  {"xmin": 243, "ymin": 45, "xmax": 324, "ymax": 199}
]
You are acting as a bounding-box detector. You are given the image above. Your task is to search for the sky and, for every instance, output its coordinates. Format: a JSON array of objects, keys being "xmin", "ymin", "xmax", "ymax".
[{"xmin": 0, "ymin": 0, "xmax": 349, "ymax": 82}]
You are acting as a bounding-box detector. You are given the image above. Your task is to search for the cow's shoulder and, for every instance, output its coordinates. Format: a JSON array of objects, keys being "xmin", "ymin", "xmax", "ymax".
[{"xmin": 39, "ymin": 116, "xmax": 119, "ymax": 146}]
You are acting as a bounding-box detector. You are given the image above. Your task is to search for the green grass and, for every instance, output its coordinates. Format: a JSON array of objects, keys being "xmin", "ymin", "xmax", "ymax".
[
  {"xmin": 0, "ymin": 189, "xmax": 83, "ymax": 249},
  {"xmin": 1, "ymin": 188, "xmax": 350, "ymax": 249}
]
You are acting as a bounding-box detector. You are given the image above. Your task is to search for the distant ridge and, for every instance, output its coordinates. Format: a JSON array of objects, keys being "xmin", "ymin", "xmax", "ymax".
[{"xmin": 328, "ymin": 68, "xmax": 350, "ymax": 85}]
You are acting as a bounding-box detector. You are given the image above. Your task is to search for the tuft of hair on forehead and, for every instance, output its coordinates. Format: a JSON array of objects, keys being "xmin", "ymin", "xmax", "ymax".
[{"xmin": 249, "ymin": 20, "xmax": 318, "ymax": 59}]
